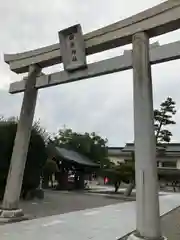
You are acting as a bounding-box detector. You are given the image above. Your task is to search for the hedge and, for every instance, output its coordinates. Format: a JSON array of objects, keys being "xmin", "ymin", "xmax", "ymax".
[{"xmin": 0, "ymin": 119, "xmax": 47, "ymax": 199}]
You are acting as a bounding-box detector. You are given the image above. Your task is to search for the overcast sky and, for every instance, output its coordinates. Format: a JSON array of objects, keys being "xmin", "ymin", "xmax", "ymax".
[{"xmin": 0, "ymin": 0, "xmax": 180, "ymax": 146}]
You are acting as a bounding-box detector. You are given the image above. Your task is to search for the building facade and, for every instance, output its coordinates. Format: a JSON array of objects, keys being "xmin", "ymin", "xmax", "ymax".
[{"xmin": 108, "ymin": 143, "xmax": 180, "ymax": 169}]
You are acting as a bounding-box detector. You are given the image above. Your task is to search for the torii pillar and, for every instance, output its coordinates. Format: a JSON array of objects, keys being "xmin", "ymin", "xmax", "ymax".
[
  {"xmin": 128, "ymin": 32, "xmax": 164, "ymax": 240},
  {"xmin": 0, "ymin": 64, "xmax": 41, "ymax": 221}
]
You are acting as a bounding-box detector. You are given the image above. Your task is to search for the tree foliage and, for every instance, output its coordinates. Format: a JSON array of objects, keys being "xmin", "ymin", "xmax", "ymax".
[
  {"xmin": 102, "ymin": 160, "xmax": 135, "ymax": 184},
  {"xmin": 0, "ymin": 118, "xmax": 47, "ymax": 198},
  {"xmin": 103, "ymin": 97, "xmax": 177, "ymax": 194},
  {"xmin": 101, "ymin": 152, "xmax": 135, "ymax": 193},
  {"xmin": 52, "ymin": 128, "xmax": 110, "ymax": 168},
  {"xmin": 154, "ymin": 97, "xmax": 176, "ymax": 144}
]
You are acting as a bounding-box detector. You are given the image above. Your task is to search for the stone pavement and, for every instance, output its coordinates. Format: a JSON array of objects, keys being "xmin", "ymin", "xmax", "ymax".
[
  {"xmin": 161, "ymin": 205, "xmax": 180, "ymax": 240},
  {"xmin": 121, "ymin": 205, "xmax": 180, "ymax": 240},
  {"xmin": 0, "ymin": 192, "xmax": 180, "ymax": 240}
]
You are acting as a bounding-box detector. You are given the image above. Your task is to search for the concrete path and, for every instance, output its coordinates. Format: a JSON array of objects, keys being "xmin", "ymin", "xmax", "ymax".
[{"xmin": 1, "ymin": 192, "xmax": 180, "ymax": 240}]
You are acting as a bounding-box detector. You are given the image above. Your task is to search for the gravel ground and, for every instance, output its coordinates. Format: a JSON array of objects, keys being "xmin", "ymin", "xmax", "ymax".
[{"xmin": 19, "ymin": 190, "xmax": 121, "ymax": 218}]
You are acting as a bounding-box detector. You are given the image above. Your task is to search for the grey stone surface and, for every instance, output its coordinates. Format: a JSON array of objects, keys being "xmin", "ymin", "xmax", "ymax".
[
  {"xmin": 58, "ymin": 24, "xmax": 87, "ymax": 71},
  {"xmin": 4, "ymin": 1, "xmax": 180, "ymax": 73},
  {"xmin": 0, "ymin": 209, "xmax": 24, "ymax": 223},
  {"xmin": 161, "ymin": 206, "xmax": 180, "ymax": 240},
  {"xmin": 121, "ymin": 206, "xmax": 180, "ymax": 240},
  {"xmin": 2, "ymin": 65, "xmax": 41, "ymax": 211},
  {"xmin": 9, "ymin": 40, "xmax": 180, "ymax": 94},
  {"xmin": 127, "ymin": 233, "xmax": 167, "ymax": 240},
  {"xmin": 0, "ymin": 192, "xmax": 180, "ymax": 240},
  {"xmin": 132, "ymin": 32, "xmax": 160, "ymax": 238}
]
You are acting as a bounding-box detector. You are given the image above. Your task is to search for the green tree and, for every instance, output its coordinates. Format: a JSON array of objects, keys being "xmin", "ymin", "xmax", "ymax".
[
  {"xmin": 52, "ymin": 128, "xmax": 110, "ymax": 167},
  {"xmin": 101, "ymin": 154, "xmax": 135, "ymax": 193},
  {"xmin": 154, "ymin": 97, "xmax": 176, "ymax": 144},
  {"xmin": 106, "ymin": 97, "xmax": 177, "ymax": 196},
  {"xmin": 126, "ymin": 98, "xmax": 177, "ymax": 195},
  {"xmin": 0, "ymin": 117, "xmax": 47, "ymax": 199}
]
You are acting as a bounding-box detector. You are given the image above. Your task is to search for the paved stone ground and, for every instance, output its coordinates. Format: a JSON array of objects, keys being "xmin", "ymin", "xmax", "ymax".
[
  {"xmin": 19, "ymin": 190, "xmax": 121, "ymax": 218},
  {"xmin": 92, "ymin": 187, "xmax": 180, "ymax": 240},
  {"xmin": 120, "ymin": 206, "xmax": 180, "ymax": 240},
  {"xmin": 1, "ymin": 190, "xmax": 180, "ymax": 239},
  {"xmin": 88, "ymin": 186, "xmax": 180, "ymax": 239},
  {"xmin": 1, "ymin": 192, "xmax": 180, "ymax": 240},
  {"xmin": 161, "ymin": 206, "xmax": 180, "ymax": 240}
]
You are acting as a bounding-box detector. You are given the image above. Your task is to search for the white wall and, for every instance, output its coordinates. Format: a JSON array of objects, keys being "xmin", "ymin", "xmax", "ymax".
[
  {"xmin": 158, "ymin": 162, "xmax": 163, "ymax": 167},
  {"xmin": 109, "ymin": 156, "xmax": 125, "ymax": 165},
  {"xmin": 176, "ymin": 159, "xmax": 180, "ymax": 169}
]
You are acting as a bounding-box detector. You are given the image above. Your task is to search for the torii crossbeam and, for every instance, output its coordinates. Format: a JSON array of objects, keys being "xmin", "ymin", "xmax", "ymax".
[
  {"xmin": 9, "ymin": 40, "xmax": 180, "ymax": 94},
  {"xmin": 4, "ymin": 0, "xmax": 180, "ymax": 74}
]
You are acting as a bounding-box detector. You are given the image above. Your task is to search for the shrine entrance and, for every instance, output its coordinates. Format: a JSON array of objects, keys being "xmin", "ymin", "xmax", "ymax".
[{"xmin": 1, "ymin": 1, "xmax": 180, "ymax": 239}]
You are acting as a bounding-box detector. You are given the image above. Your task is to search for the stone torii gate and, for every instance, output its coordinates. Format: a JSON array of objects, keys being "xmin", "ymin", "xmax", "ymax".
[{"xmin": 1, "ymin": 1, "xmax": 180, "ymax": 239}]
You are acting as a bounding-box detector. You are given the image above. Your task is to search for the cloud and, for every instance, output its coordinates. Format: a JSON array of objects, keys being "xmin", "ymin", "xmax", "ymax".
[{"xmin": 0, "ymin": 0, "xmax": 180, "ymax": 146}]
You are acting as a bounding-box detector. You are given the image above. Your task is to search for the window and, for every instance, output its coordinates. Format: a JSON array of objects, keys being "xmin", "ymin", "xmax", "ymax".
[{"xmin": 163, "ymin": 161, "xmax": 176, "ymax": 168}]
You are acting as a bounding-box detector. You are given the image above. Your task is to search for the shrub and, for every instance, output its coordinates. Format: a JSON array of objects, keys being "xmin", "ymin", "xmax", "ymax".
[{"xmin": 0, "ymin": 118, "xmax": 47, "ymax": 199}]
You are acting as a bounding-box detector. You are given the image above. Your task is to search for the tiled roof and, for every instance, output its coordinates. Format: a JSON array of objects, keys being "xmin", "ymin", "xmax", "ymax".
[
  {"xmin": 55, "ymin": 147, "xmax": 99, "ymax": 167},
  {"xmin": 108, "ymin": 143, "xmax": 180, "ymax": 159},
  {"xmin": 122, "ymin": 143, "xmax": 180, "ymax": 153}
]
